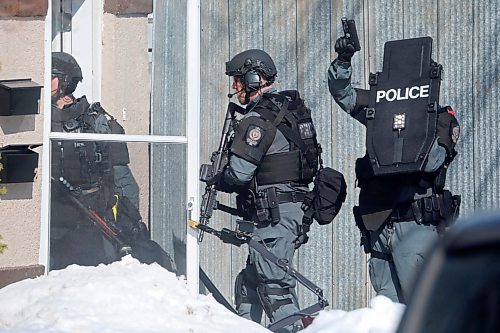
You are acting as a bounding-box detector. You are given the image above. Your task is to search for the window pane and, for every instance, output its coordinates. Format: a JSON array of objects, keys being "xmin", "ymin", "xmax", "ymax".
[
  {"xmin": 150, "ymin": 0, "xmax": 187, "ymax": 136},
  {"xmin": 51, "ymin": 0, "xmax": 187, "ymax": 136},
  {"xmin": 150, "ymin": 143, "xmax": 187, "ymax": 275},
  {"xmin": 49, "ymin": 140, "xmax": 186, "ymax": 275}
]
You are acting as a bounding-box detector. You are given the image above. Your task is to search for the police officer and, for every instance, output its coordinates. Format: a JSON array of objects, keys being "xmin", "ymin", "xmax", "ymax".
[
  {"xmin": 219, "ymin": 49, "xmax": 320, "ymax": 332},
  {"xmin": 50, "ymin": 52, "xmax": 140, "ymax": 270},
  {"xmin": 328, "ymin": 38, "xmax": 460, "ymax": 303}
]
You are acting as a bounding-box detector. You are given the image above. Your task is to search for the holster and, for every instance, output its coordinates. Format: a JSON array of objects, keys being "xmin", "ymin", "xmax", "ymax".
[
  {"xmin": 354, "ymin": 154, "xmax": 375, "ymax": 188},
  {"xmin": 438, "ymin": 190, "xmax": 461, "ymax": 226},
  {"xmin": 353, "ymin": 206, "xmax": 372, "ymax": 254},
  {"xmin": 236, "ymin": 193, "xmax": 254, "ymax": 220},
  {"xmin": 254, "ymin": 187, "xmax": 281, "ymax": 224}
]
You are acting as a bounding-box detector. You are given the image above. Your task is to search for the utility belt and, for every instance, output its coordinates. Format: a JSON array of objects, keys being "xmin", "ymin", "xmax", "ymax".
[
  {"xmin": 390, "ymin": 190, "xmax": 461, "ymax": 225},
  {"xmin": 238, "ymin": 187, "xmax": 306, "ymax": 224},
  {"xmin": 354, "ymin": 190, "xmax": 461, "ymax": 257}
]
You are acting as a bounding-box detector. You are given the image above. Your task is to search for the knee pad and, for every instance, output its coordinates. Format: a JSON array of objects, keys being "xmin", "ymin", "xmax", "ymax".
[
  {"xmin": 256, "ymin": 284, "xmax": 294, "ymax": 319},
  {"xmin": 235, "ymin": 270, "xmax": 260, "ymax": 308}
]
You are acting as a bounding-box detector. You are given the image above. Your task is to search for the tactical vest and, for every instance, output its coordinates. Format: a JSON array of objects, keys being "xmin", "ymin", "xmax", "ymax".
[
  {"xmin": 365, "ymin": 37, "xmax": 442, "ymax": 176},
  {"xmin": 253, "ymin": 91, "xmax": 321, "ymax": 186},
  {"xmin": 51, "ymin": 97, "xmax": 129, "ymax": 187}
]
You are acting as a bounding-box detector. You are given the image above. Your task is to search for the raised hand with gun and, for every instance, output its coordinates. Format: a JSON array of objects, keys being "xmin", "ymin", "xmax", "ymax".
[
  {"xmin": 336, "ymin": 18, "xmax": 361, "ymax": 63},
  {"xmin": 328, "ymin": 20, "xmax": 461, "ymax": 304}
]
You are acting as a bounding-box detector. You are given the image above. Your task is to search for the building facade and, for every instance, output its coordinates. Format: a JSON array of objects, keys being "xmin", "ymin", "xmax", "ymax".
[{"xmin": 1, "ymin": 0, "xmax": 499, "ymax": 313}]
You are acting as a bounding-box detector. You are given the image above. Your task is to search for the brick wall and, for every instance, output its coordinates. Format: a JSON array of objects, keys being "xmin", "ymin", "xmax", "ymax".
[
  {"xmin": 0, "ymin": 0, "xmax": 47, "ymax": 17},
  {"xmin": 104, "ymin": 0, "xmax": 152, "ymax": 15},
  {"xmin": 0, "ymin": 265, "xmax": 45, "ymax": 289}
]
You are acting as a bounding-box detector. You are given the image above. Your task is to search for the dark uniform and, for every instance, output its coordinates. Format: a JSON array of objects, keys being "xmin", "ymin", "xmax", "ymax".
[
  {"xmin": 328, "ymin": 39, "xmax": 460, "ymax": 303},
  {"xmin": 222, "ymin": 50, "xmax": 320, "ymax": 332},
  {"xmin": 50, "ymin": 52, "xmax": 139, "ymax": 270}
]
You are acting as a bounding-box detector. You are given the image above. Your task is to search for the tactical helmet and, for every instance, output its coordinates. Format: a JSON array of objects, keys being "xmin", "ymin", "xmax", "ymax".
[
  {"xmin": 225, "ymin": 49, "xmax": 277, "ymax": 83},
  {"xmin": 52, "ymin": 52, "xmax": 83, "ymax": 95}
]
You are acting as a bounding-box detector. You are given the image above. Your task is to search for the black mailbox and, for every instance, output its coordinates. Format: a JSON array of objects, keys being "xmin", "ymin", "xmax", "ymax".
[
  {"xmin": 0, "ymin": 144, "xmax": 41, "ymax": 183},
  {"xmin": 0, "ymin": 79, "xmax": 42, "ymax": 116}
]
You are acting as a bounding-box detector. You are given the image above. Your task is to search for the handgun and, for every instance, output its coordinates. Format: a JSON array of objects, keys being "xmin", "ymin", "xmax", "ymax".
[{"xmin": 341, "ymin": 17, "xmax": 361, "ymax": 51}]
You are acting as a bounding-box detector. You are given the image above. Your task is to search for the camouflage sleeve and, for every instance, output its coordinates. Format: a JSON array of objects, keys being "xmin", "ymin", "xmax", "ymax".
[
  {"xmin": 424, "ymin": 107, "xmax": 460, "ymax": 172},
  {"xmin": 223, "ymin": 155, "xmax": 258, "ymax": 186},
  {"xmin": 423, "ymin": 141, "xmax": 447, "ymax": 172},
  {"xmin": 328, "ymin": 59, "xmax": 357, "ymax": 113},
  {"xmin": 114, "ymin": 165, "xmax": 140, "ymax": 209},
  {"xmin": 328, "ymin": 59, "xmax": 368, "ymax": 125}
]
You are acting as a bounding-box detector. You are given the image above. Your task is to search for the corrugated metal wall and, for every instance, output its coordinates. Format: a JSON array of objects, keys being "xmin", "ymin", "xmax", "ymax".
[
  {"xmin": 153, "ymin": 0, "xmax": 499, "ymax": 311},
  {"xmin": 150, "ymin": 0, "xmax": 188, "ymax": 275}
]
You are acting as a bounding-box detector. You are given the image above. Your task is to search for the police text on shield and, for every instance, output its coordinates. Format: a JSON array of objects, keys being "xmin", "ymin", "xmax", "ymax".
[{"xmin": 376, "ymin": 85, "xmax": 430, "ymax": 103}]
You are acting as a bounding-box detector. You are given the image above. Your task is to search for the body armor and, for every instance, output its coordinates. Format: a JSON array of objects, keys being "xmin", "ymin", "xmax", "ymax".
[
  {"xmin": 366, "ymin": 37, "xmax": 442, "ymax": 176},
  {"xmin": 51, "ymin": 97, "xmax": 129, "ymax": 187},
  {"xmin": 233, "ymin": 91, "xmax": 321, "ymax": 186}
]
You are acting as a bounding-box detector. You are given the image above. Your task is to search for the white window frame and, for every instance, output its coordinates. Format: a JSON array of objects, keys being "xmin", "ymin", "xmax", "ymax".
[{"xmin": 40, "ymin": 0, "xmax": 200, "ymax": 292}]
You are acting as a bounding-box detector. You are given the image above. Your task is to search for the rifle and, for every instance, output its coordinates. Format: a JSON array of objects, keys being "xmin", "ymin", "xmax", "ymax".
[
  {"xmin": 198, "ymin": 102, "xmax": 241, "ymax": 242},
  {"xmin": 52, "ymin": 177, "xmax": 132, "ymax": 256},
  {"xmin": 55, "ymin": 177, "xmax": 237, "ymax": 310},
  {"xmin": 341, "ymin": 17, "xmax": 361, "ymax": 51},
  {"xmin": 189, "ymin": 219, "xmax": 329, "ymax": 332}
]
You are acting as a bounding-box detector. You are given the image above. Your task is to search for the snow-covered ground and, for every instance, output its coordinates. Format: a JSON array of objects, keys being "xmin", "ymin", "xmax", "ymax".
[{"xmin": 0, "ymin": 256, "xmax": 405, "ymax": 333}]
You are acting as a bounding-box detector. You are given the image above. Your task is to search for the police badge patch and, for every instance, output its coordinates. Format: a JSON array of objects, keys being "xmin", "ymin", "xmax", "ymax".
[{"xmin": 246, "ymin": 125, "xmax": 264, "ymax": 146}]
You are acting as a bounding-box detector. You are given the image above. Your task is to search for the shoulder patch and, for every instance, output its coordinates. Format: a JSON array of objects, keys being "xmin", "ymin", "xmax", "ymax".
[
  {"xmin": 246, "ymin": 125, "xmax": 264, "ymax": 146},
  {"xmin": 298, "ymin": 121, "xmax": 316, "ymax": 139}
]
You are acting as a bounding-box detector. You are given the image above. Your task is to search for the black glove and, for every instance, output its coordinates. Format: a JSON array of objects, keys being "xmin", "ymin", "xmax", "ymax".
[{"xmin": 335, "ymin": 37, "xmax": 356, "ymax": 63}]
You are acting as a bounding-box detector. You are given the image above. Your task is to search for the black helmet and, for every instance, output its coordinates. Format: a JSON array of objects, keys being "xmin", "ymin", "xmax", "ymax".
[
  {"xmin": 225, "ymin": 49, "xmax": 277, "ymax": 82},
  {"xmin": 52, "ymin": 52, "xmax": 83, "ymax": 95}
]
